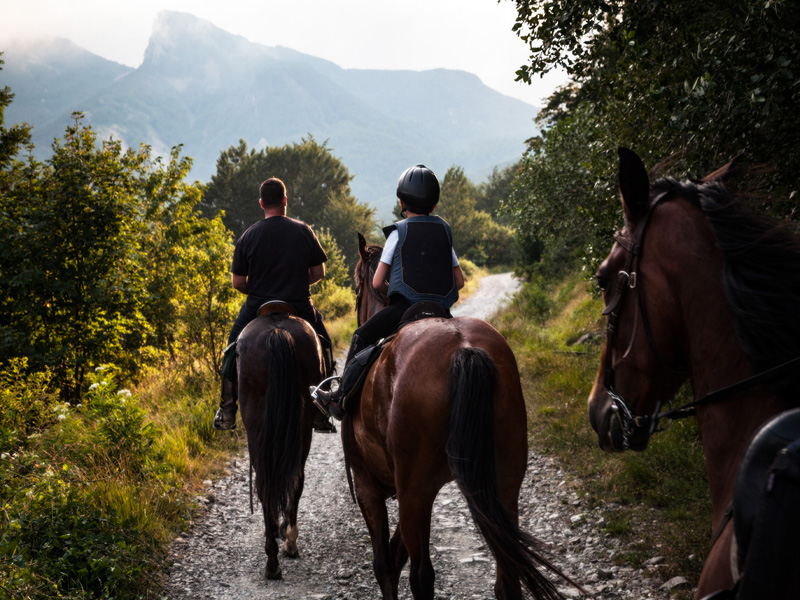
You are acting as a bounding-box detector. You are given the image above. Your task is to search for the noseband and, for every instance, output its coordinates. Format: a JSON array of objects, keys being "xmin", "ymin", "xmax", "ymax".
[{"xmin": 602, "ymin": 192, "xmax": 689, "ymax": 449}]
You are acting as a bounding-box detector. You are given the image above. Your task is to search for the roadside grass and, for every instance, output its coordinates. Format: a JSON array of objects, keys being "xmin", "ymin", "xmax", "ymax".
[
  {"xmin": 0, "ymin": 302, "xmax": 369, "ymax": 598},
  {"xmin": 494, "ymin": 272, "xmax": 710, "ymax": 598},
  {"xmin": 0, "ymin": 361, "xmax": 248, "ymax": 599}
]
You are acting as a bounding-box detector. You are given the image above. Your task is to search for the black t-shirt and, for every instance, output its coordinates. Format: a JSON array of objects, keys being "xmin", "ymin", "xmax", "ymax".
[{"xmin": 232, "ymin": 216, "xmax": 327, "ymax": 309}]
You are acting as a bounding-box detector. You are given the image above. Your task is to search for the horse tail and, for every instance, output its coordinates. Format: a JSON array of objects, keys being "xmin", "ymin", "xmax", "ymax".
[
  {"xmin": 253, "ymin": 328, "xmax": 304, "ymax": 524},
  {"xmin": 447, "ymin": 347, "xmax": 578, "ymax": 600}
]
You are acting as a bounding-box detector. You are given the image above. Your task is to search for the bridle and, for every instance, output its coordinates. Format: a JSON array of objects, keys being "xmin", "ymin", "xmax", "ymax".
[
  {"xmin": 602, "ymin": 192, "xmax": 800, "ymax": 450},
  {"xmin": 602, "ymin": 192, "xmax": 689, "ymax": 449}
]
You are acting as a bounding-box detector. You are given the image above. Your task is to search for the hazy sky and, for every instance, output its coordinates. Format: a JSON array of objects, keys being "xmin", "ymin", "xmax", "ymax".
[{"xmin": 0, "ymin": 0, "xmax": 567, "ymax": 107}]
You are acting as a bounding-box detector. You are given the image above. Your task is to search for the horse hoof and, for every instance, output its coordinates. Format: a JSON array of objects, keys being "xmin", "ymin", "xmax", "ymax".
[
  {"xmin": 282, "ymin": 545, "xmax": 299, "ymax": 559},
  {"xmin": 265, "ymin": 564, "xmax": 282, "ymax": 580},
  {"xmin": 279, "ymin": 521, "xmax": 288, "ymax": 540}
]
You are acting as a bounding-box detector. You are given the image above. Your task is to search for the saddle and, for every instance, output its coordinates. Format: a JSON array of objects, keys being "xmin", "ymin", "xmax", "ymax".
[
  {"xmin": 223, "ymin": 300, "xmax": 335, "ymax": 381},
  {"xmin": 398, "ymin": 300, "xmax": 452, "ymax": 328},
  {"xmin": 340, "ymin": 301, "xmax": 452, "ymax": 412},
  {"xmin": 732, "ymin": 407, "xmax": 800, "ymax": 599},
  {"xmin": 257, "ymin": 300, "xmax": 296, "ymax": 317}
]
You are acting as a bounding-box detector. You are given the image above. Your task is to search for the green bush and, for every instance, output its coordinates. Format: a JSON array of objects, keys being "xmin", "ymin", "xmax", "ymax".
[
  {"xmin": 313, "ymin": 282, "xmax": 356, "ymax": 321},
  {"xmin": 1, "ymin": 459, "xmax": 163, "ymax": 600},
  {"xmin": 0, "ymin": 360, "xmax": 228, "ymax": 599},
  {"xmin": 83, "ymin": 366, "xmax": 158, "ymax": 475},
  {"xmin": 0, "ymin": 358, "xmax": 60, "ymax": 454}
]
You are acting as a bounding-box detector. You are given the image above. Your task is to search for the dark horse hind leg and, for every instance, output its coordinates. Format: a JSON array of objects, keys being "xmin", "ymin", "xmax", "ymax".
[
  {"xmin": 261, "ymin": 498, "xmax": 282, "ymax": 579},
  {"xmin": 356, "ymin": 490, "xmax": 397, "ymax": 598},
  {"xmin": 397, "ymin": 492, "xmax": 436, "ymax": 600},
  {"xmin": 280, "ymin": 471, "xmax": 305, "ymax": 558},
  {"xmin": 252, "ymin": 461, "xmax": 282, "ymax": 580},
  {"xmin": 351, "ymin": 451, "xmax": 402, "ymax": 599},
  {"xmin": 389, "ymin": 525, "xmax": 409, "ymax": 594}
]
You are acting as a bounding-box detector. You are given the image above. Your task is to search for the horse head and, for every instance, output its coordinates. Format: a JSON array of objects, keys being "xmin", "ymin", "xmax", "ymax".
[
  {"xmin": 588, "ymin": 148, "xmax": 720, "ymax": 452},
  {"xmin": 355, "ymin": 233, "xmax": 389, "ymax": 325}
]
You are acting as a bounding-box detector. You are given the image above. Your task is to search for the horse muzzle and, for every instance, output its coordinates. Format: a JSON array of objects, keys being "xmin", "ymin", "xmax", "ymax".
[{"xmin": 589, "ymin": 388, "xmax": 654, "ymax": 453}]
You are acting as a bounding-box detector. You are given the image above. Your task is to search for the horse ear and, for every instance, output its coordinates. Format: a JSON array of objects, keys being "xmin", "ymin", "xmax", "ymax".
[
  {"xmin": 618, "ymin": 147, "xmax": 650, "ymax": 224},
  {"xmin": 701, "ymin": 153, "xmax": 744, "ymax": 184},
  {"xmin": 358, "ymin": 233, "xmax": 368, "ymax": 260}
]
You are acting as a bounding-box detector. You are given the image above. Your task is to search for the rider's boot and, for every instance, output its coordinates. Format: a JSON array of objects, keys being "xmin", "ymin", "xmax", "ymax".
[
  {"xmin": 213, "ymin": 375, "xmax": 238, "ymax": 430},
  {"xmin": 311, "ymin": 334, "xmax": 365, "ymax": 420}
]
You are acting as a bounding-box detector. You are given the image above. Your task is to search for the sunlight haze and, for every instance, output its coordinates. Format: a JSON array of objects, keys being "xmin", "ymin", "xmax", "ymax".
[{"xmin": 0, "ymin": 0, "xmax": 566, "ymax": 107}]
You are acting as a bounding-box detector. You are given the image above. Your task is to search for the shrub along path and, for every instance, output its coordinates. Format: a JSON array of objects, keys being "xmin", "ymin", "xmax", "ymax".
[{"xmin": 161, "ymin": 274, "xmax": 679, "ymax": 599}]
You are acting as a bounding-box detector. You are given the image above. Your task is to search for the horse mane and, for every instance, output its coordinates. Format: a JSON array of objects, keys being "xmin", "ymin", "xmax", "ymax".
[{"xmin": 652, "ymin": 177, "xmax": 800, "ymax": 400}]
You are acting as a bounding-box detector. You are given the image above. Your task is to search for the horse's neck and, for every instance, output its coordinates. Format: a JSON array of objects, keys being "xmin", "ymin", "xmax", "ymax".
[{"xmin": 687, "ymin": 305, "xmax": 784, "ymax": 523}]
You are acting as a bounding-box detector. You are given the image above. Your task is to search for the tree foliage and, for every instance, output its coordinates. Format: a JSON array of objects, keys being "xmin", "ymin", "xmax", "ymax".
[
  {"xmin": 508, "ymin": 0, "xmax": 800, "ymax": 272},
  {"xmin": 435, "ymin": 166, "xmax": 517, "ymax": 267},
  {"xmin": 200, "ymin": 136, "xmax": 377, "ymax": 276},
  {"xmin": 0, "ymin": 112, "xmax": 238, "ymax": 397},
  {"xmin": 0, "ymin": 55, "xmax": 31, "ymax": 186},
  {"xmin": 503, "ymin": 106, "xmax": 616, "ymax": 277},
  {"xmin": 475, "ymin": 163, "xmax": 520, "ymax": 225}
]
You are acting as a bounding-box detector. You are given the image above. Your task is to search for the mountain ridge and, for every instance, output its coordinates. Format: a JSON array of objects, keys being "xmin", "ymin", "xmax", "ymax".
[{"xmin": 2, "ymin": 11, "xmax": 537, "ymax": 221}]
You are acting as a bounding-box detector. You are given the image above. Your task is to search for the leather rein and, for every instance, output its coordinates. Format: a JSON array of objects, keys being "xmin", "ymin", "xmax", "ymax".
[{"xmin": 602, "ymin": 193, "xmax": 800, "ymax": 450}]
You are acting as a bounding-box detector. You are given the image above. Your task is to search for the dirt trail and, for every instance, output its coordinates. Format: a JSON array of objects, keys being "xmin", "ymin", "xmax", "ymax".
[{"xmin": 162, "ymin": 274, "xmax": 673, "ymax": 600}]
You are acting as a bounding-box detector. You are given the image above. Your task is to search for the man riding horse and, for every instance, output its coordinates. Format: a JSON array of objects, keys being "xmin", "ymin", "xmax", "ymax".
[{"xmin": 213, "ymin": 177, "xmax": 334, "ymax": 431}]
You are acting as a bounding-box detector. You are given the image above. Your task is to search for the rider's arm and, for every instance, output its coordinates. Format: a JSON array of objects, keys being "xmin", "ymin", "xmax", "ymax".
[
  {"xmin": 372, "ymin": 261, "xmax": 390, "ymax": 294},
  {"xmin": 454, "ymin": 265, "xmax": 465, "ymax": 290},
  {"xmin": 309, "ymin": 263, "xmax": 325, "ymax": 285},
  {"xmin": 231, "ymin": 273, "xmax": 248, "ymax": 294}
]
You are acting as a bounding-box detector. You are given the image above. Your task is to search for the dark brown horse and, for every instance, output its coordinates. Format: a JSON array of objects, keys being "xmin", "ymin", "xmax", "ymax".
[
  {"xmin": 345, "ymin": 234, "xmax": 580, "ymax": 600},
  {"xmin": 236, "ymin": 311, "xmax": 325, "ymax": 580},
  {"xmin": 588, "ymin": 148, "xmax": 800, "ymax": 598}
]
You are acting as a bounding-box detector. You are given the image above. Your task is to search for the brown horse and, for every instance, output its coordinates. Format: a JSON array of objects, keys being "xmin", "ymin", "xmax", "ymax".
[
  {"xmin": 236, "ymin": 311, "xmax": 325, "ymax": 580},
  {"xmin": 588, "ymin": 148, "xmax": 800, "ymax": 598},
  {"xmin": 344, "ymin": 234, "xmax": 580, "ymax": 600}
]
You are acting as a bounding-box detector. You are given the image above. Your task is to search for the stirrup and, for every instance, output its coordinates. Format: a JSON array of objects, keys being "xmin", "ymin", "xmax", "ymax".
[
  {"xmin": 309, "ymin": 376, "xmax": 341, "ymax": 416},
  {"xmin": 310, "ymin": 376, "xmax": 340, "ymax": 399}
]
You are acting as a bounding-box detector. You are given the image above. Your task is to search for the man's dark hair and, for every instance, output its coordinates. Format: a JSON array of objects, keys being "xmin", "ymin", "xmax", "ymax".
[{"xmin": 260, "ymin": 178, "xmax": 287, "ymax": 206}]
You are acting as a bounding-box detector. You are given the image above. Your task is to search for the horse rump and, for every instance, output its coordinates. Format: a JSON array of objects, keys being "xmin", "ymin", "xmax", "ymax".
[{"xmin": 446, "ymin": 346, "xmax": 581, "ymax": 599}]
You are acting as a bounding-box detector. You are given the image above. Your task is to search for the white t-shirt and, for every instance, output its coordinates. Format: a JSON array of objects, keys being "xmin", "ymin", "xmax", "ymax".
[{"xmin": 380, "ymin": 230, "xmax": 460, "ymax": 266}]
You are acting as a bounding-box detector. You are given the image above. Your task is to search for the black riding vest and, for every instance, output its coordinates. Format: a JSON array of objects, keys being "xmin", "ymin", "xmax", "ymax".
[{"xmin": 383, "ymin": 215, "xmax": 459, "ymax": 308}]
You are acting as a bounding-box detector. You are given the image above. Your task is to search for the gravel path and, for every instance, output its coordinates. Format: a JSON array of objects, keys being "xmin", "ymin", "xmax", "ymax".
[{"xmin": 162, "ymin": 274, "xmax": 680, "ymax": 600}]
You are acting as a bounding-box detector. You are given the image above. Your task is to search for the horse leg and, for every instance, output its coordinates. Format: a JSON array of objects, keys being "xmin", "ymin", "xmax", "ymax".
[
  {"xmin": 389, "ymin": 524, "xmax": 409, "ymax": 595},
  {"xmin": 281, "ymin": 470, "xmax": 304, "ymax": 558},
  {"xmin": 355, "ymin": 487, "xmax": 396, "ymax": 599},
  {"xmin": 262, "ymin": 501, "xmax": 282, "ymax": 580},
  {"xmin": 396, "ymin": 492, "xmax": 436, "ymax": 600},
  {"xmin": 349, "ymin": 447, "xmax": 397, "ymax": 600}
]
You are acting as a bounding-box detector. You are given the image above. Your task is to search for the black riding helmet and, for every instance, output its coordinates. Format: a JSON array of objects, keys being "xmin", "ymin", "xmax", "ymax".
[{"xmin": 396, "ymin": 164, "xmax": 440, "ymax": 214}]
